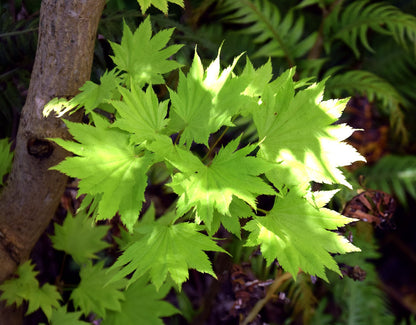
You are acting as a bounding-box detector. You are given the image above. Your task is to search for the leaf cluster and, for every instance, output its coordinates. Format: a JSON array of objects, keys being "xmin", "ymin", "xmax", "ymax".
[
  {"xmin": 1, "ymin": 211, "xmax": 179, "ymax": 324},
  {"xmin": 212, "ymin": 0, "xmax": 416, "ymax": 142},
  {"xmin": 44, "ymin": 14, "xmax": 363, "ymax": 292},
  {"xmin": 1, "ymin": 3, "xmax": 370, "ymax": 323}
]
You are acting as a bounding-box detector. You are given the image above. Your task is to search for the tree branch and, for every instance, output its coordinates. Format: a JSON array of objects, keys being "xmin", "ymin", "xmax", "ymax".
[{"xmin": 0, "ymin": 0, "xmax": 105, "ymax": 322}]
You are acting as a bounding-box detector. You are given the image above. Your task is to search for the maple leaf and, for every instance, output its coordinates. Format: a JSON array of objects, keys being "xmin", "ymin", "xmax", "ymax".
[
  {"xmin": 239, "ymin": 57, "xmax": 273, "ymax": 98},
  {"xmin": 210, "ymin": 197, "xmax": 254, "ymax": 238},
  {"xmin": 169, "ymin": 136, "xmax": 275, "ymax": 228},
  {"xmin": 43, "ymin": 70, "xmax": 121, "ymax": 117},
  {"xmin": 110, "ymin": 212, "xmax": 226, "ymax": 289},
  {"xmin": 146, "ymin": 134, "xmax": 203, "ymax": 173},
  {"xmin": 72, "ymin": 69, "xmax": 121, "ymax": 114},
  {"xmin": 244, "ymin": 190, "xmax": 360, "ymax": 281},
  {"xmin": 50, "ymin": 211, "xmax": 110, "ymax": 265},
  {"xmin": 168, "ymin": 49, "xmax": 247, "ymax": 147},
  {"xmin": 47, "ymin": 306, "xmax": 89, "ymax": 325},
  {"xmin": 51, "ymin": 117, "xmax": 153, "ymax": 231},
  {"xmin": 0, "ymin": 138, "xmax": 13, "ymax": 186},
  {"xmin": 252, "ymin": 69, "xmax": 364, "ymax": 190},
  {"xmin": 102, "ymin": 276, "xmax": 178, "ymax": 325},
  {"xmin": 70, "ymin": 261, "xmax": 127, "ymax": 319},
  {"xmin": 136, "ymin": 0, "xmax": 184, "ymax": 14},
  {"xmin": 0, "ymin": 261, "xmax": 61, "ymax": 320},
  {"xmin": 112, "ymin": 84, "xmax": 169, "ymax": 143},
  {"xmin": 110, "ymin": 17, "xmax": 183, "ymax": 86}
]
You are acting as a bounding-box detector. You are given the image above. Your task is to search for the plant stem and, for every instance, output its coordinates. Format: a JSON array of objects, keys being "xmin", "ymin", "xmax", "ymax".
[
  {"xmin": 202, "ymin": 126, "xmax": 230, "ymax": 161},
  {"xmin": 307, "ymin": 0, "xmax": 344, "ymax": 60},
  {"xmin": 241, "ymin": 271, "xmax": 292, "ymax": 325}
]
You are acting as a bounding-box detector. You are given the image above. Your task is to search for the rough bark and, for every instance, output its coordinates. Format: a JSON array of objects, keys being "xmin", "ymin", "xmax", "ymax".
[{"xmin": 0, "ymin": 0, "xmax": 105, "ymax": 323}]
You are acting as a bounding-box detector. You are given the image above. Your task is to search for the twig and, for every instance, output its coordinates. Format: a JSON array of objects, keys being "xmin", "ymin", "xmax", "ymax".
[
  {"xmin": 241, "ymin": 271, "xmax": 292, "ymax": 325},
  {"xmin": 307, "ymin": 0, "xmax": 345, "ymax": 60}
]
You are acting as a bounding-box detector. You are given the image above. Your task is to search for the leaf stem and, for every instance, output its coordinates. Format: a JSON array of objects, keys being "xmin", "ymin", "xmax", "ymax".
[
  {"xmin": 174, "ymin": 130, "xmax": 183, "ymax": 145},
  {"xmin": 202, "ymin": 126, "xmax": 230, "ymax": 161},
  {"xmin": 55, "ymin": 253, "xmax": 67, "ymax": 293},
  {"xmin": 241, "ymin": 271, "xmax": 292, "ymax": 325},
  {"xmin": 256, "ymin": 207, "xmax": 269, "ymax": 214},
  {"xmin": 307, "ymin": 0, "xmax": 345, "ymax": 60},
  {"xmin": 242, "ymin": 0, "xmax": 296, "ymax": 67}
]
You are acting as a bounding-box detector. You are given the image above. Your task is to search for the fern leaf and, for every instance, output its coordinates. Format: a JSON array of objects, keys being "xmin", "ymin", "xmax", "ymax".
[
  {"xmin": 325, "ymin": 69, "xmax": 409, "ymax": 142},
  {"xmin": 332, "ymin": 230, "xmax": 395, "ymax": 325},
  {"xmin": 325, "ymin": 1, "xmax": 416, "ymax": 57},
  {"xmin": 362, "ymin": 38, "xmax": 416, "ymax": 104},
  {"xmin": 358, "ymin": 155, "xmax": 416, "ymax": 206},
  {"xmin": 220, "ymin": 0, "xmax": 316, "ymax": 65},
  {"xmin": 285, "ymin": 273, "xmax": 317, "ymax": 324},
  {"xmin": 325, "ymin": 70, "xmax": 406, "ymax": 111}
]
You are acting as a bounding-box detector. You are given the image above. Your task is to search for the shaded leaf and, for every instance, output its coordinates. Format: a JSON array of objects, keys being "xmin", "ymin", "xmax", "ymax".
[
  {"xmin": 110, "ymin": 17, "xmax": 183, "ymax": 86},
  {"xmin": 49, "ymin": 306, "xmax": 89, "ymax": 325},
  {"xmin": 70, "ymin": 262, "xmax": 127, "ymax": 319},
  {"xmin": 50, "ymin": 211, "xmax": 110, "ymax": 265},
  {"xmin": 110, "ymin": 212, "xmax": 226, "ymax": 289},
  {"xmin": 102, "ymin": 276, "xmax": 178, "ymax": 325},
  {"xmin": 0, "ymin": 138, "xmax": 13, "ymax": 186},
  {"xmin": 0, "ymin": 261, "xmax": 61, "ymax": 320}
]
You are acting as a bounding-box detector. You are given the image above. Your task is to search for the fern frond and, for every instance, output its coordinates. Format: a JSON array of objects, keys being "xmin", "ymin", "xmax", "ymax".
[
  {"xmin": 285, "ymin": 273, "xmax": 317, "ymax": 324},
  {"xmin": 309, "ymin": 298, "xmax": 334, "ymax": 325},
  {"xmin": 331, "ymin": 228, "xmax": 395, "ymax": 325},
  {"xmin": 98, "ymin": 9, "xmax": 142, "ymax": 41},
  {"xmin": 333, "ymin": 269, "xmax": 395, "ymax": 325},
  {"xmin": 358, "ymin": 155, "xmax": 416, "ymax": 206},
  {"xmin": 0, "ymin": 9, "xmax": 38, "ymax": 137},
  {"xmin": 219, "ymin": 0, "xmax": 317, "ymax": 66},
  {"xmin": 325, "ymin": 0, "xmax": 416, "ymax": 58},
  {"xmin": 325, "ymin": 70, "xmax": 408, "ymax": 141},
  {"xmin": 363, "ymin": 37, "xmax": 416, "ymax": 104},
  {"xmin": 325, "ymin": 70, "xmax": 406, "ymax": 110}
]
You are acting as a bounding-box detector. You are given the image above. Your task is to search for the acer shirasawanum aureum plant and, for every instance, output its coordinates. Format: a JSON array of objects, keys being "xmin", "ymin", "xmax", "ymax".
[{"xmin": 0, "ymin": 6, "xmax": 366, "ymax": 325}]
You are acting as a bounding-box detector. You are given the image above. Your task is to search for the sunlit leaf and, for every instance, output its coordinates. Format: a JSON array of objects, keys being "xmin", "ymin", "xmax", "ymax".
[
  {"xmin": 136, "ymin": 0, "xmax": 184, "ymax": 14},
  {"xmin": 168, "ymin": 49, "xmax": 247, "ymax": 147},
  {"xmin": 253, "ymin": 69, "xmax": 364, "ymax": 191},
  {"xmin": 170, "ymin": 136, "xmax": 275, "ymax": 229},
  {"xmin": 112, "ymin": 84, "xmax": 169, "ymax": 143},
  {"xmin": 245, "ymin": 191, "xmax": 359, "ymax": 281},
  {"xmin": 51, "ymin": 117, "xmax": 153, "ymax": 231}
]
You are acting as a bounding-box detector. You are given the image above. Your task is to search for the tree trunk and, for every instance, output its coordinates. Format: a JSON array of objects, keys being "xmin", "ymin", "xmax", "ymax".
[{"xmin": 0, "ymin": 0, "xmax": 105, "ymax": 323}]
